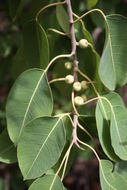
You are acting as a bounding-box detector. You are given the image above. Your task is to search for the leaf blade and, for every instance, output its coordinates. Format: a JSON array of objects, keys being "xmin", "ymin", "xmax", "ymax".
[
  {"xmin": 18, "ymin": 116, "xmax": 65, "ymax": 179},
  {"xmin": 100, "ymin": 160, "xmax": 127, "ymax": 190},
  {"xmin": 96, "ymin": 92, "xmax": 123, "ymax": 161},
  {"xmin": 111, "ymin": 107, "xmax": 127, "ymax": 160},
  {"xmin": 6, "ymin": 69, "xmax": 53, "ymax": 144},
  {"xmin": 99, "ymin": 14, "xmax": 127, "ymax": 90},
  {"xmin": 28, "ymin": 174, "xmax": 65, "ymax": 190},
  {"xmin": 56, "ymin": 5, "xmax": 69, "ymax": 33}
]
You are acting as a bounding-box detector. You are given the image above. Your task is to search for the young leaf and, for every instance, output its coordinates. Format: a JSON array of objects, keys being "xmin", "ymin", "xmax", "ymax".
[
  {"xmin": 99, "ymin": 14, "xmax": 127, "ymax": 90},
  {"xmin": 29, "ymin": 174, "xmax": 65, "ymax": 190},
  {"xmin": 56, "ymin": 5, "xmax": 69, "ymax": 33},
  {"xmin": 96, "ymin": 92, "xmax": 123, "ymax": 161},
  {"xmin": 6, "ymin": 69, "xmax": 53, "ymax": 144},
  {"xmin": 18, "ymin": 116, "xmax": 65, "ymax": 179},
  {"xmin": 23, "ymin": 20, "xmax": 49, "ymax": 69},
  {"xmin": 100, "ymin": 160, "xmax": 127, "ymax": 190},
  {"xmin": 0, "ymin": 129, "xmax": 17, "ymax": 163}
]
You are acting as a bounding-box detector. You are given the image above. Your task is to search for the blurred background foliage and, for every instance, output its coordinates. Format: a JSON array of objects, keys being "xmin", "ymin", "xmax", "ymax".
[{"xmin": 0, "ymin": 0, "xmax": 127, "ymax": 189}]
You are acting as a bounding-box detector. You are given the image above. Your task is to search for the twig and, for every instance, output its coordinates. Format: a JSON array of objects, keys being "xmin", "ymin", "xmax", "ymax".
[
  {"xmin": 49, "ymin": 141, "xmax": 74, "ymax": 188},
  {"xmin": 48, "ymin": 28, "xmax": 69, "ymax": 36},
  {"xmin": 77, "ymin": 138, "xmax": 100, "ymax": 162},
  {"xmin": 49, "ymin": 78, "xmax": 65, "ymax": 84},
  {"xmin": 73, "ymin": 8, "xmax": 106, "ymax": 24},
  {"xmin": 36, "ymin": 1, "xmax": 66, "ymax": 22}
]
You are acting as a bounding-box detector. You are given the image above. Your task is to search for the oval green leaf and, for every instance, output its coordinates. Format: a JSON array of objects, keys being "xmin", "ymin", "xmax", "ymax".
[
  {"xmin": 56, "ymin": 5, "xmax": 69, "ymax": 33},
  {"xmin": 29, "ymin": 174, "xmax": 65, "ymax": 190},
  {"xmin": 111, "ymin": 107, "xmax": 127, "ymax": 160},
  {"xmin": 96, "ymin": 92, "xmax": 127, "ymax": 160},
  {"xmin": 99, "ymin": 14, "xmax": 127, "ymax": 90},
  {"xmin": 18, "ymin": 116, "xmax": 65, "ymax": 179},
  {"xmin": 6, "ymin": 69, "xmax": 53, "ymax": 144},
  {"xmin": 96, "ymin": 92, "xmax": 123, "ymax": 161},
  {"xmin": 100, "ymin": 160, "xmax": 127, "ymax": 190}
]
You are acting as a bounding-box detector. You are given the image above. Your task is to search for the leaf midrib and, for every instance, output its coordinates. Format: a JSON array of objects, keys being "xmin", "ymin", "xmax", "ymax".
[
  {"xmin": 108, "ymin": 32, "xmax": 116, "ymax": 75},
  {"xmin": 18, "ymin": 71, "xmax": 45, "ymax": 142},
  {"xmin": 100, "ymin": 162, "xmax": 116, "ymax": 190},
  {"xmin": 25, "ymin": 117, "xmax": 61, "ymax": 179}
]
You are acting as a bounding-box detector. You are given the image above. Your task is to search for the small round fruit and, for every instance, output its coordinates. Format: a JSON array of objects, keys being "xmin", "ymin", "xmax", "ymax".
[
  {"xmin": 79, "ymin": 39, "xmax": 89, "ymax": 49},
  {"xmin": 73, "ymin": 82, "xmax": 82, "ymax": 92},
  {"xmin": 81, "ymin": 81, "xmax": 88, "ymax": 90},
  {"xmin": 65, "ymin": 75, "xmax": 74, "ymax": 84},
  {"xmin": 74, "ymin": 96, "xmax": 84, "ymax": 106},
  {"xmin": 64, "ymin": 61, "xmax": 72, "ymax": 70},
  {"xmin": 81, "ymin": 95, "xmax": 87, "ymax": 102}
]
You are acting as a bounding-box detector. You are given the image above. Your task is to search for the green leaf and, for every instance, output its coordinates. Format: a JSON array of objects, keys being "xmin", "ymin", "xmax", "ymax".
[
  {"xmin": 100, "ymin": 160, "xmax": 127, "ymax": 190},
  {"xmin": 97, "ymin": 92, "xmax": 127, "ymax": 160},
  {"xmin": 56, "ymin": 5, "xmax": 69, "ymax": 33},
  {"xmin": 87, "ymin": 0, "xmax": 98, "ymax": 9},
  {"xmin": 23, "ymin": 20, "xmax": 49, "ymax": 69},
  {"xmin": 115, "ymin": 161, "xmax": 127, "ymax": 177},
  {"xmin": 0, "ymin": 129, "xmax": 17, "ymax": 163},
  {"xmin": 96, "ymin": 92, "xmax": 123, "ymax": 161},
  {"xmin": 6, "ymin": 69, "xmax": 53, "ymax": 144},
  {"xmin": 78, "ymin": 45, "xmax": 100, "ymax": 80},
  {"xmin": 111, "ymin": 107, "xmax": 127, "ymax": 160},
  {"xmin": 29, "ymin": 174, "xmax": 65, "ymax": 190},
  {"xmin": 99, "ymin": 14, "xmax": 127, "ymax": 90},
  {"xmin": 80, "ymin": 21, "xmax": 94, "ymax": 45},
  {"xmin": 18, "ymin": 116, "xmax": 65, "ymax": 179}
]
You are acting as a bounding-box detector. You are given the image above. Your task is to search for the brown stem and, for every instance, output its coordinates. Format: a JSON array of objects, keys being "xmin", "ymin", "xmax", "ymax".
[{"xmin": 65, "ymin": 0, "xmax": 78, "ymax": 144}]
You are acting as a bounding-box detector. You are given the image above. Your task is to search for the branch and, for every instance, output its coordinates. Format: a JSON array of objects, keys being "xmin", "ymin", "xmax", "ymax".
[
  {"xmin": 65, "ymin": 0, "xmax": 78, "ymax": 82},
  {"xmin": 65, "ymin": 0, "xmax": 79, "ymax": 144}
]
